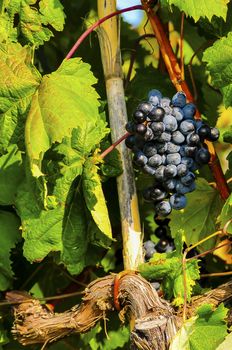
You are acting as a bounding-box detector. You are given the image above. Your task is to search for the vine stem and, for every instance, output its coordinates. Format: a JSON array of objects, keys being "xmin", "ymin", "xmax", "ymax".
[
  {"xmin": 97, "ymin": 0, "xmax": 144, "ymax": 270},
  {"xmin": 142, "ymin": 0, "xmax": 230, "ymax": 201},
  {"xmin": 100, "ymin": 132, "xmax": 129, "ymax": 159},
  {"xmin": 65, "ymin": 5, "xmax": 143, "ymax": 59}
]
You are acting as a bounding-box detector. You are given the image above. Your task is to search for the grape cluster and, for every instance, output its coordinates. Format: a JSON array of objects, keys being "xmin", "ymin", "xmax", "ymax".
[
  {"xmin": 143, "ymin": 217, "xmax": 174, "ymax": 260},
  {"xmin": 125, "ymin": 90, "xmax": 219, "ymax": 216}
]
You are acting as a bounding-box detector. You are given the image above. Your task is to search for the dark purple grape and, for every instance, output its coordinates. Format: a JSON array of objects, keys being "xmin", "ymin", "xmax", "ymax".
[
  {"xmin": 137, "ymin": 101, "xmax": 153, "ymax": 115},
  {"xmin": 207, "ymin": 127, "xmax": 220, "ymax": 141},
  {"xmin": 149, "ymin": 107, "xmax": 165, "ymax": 121},
  {"xmin": 195, "ymin": 148, "xmax": 210, "ymax": 164},
  {"xmin": 133, "ymin": 110, "xmax": 146, "ymax": 123},
  {"xmin": 144, "ymin": 127, "xmax": 154, "ymax": 141},
  {"xmin": 183, "ymin": 146, "xmax": 197, "ymax": 157},
  {"xmin": 150, "ymin": 121, "xmax": 165, "ymax": 134},
  {"xmin": 150, "ymin": 187, "xmax": 167, "ymax": 201},
  {"xmin": 181, "ymin": 156, "xmax": 194, "ymax": 169},
  {"xmin": 156, "ymin": 238, "xmax": 169, "ymax": 252},
  {"xmin": 197, "ymin": 125, "xmax": 211, "ymax": 139},
  {"xmin": 154, "ymin": 217, "xmax": 170, "ymax": 226},
  {"xmin": 186, "ymin": 133, "xmax": 200, "ymax": 146},
  {"xmin": 125, "ymin": 135, "xmax": 136, "ymax": 149},
  {"xmin": 125, "ymin": 121, "xmax": 136, "ymax": 133},
  {"xmin": 133, "ymin": 151, "xmax": 148, "ymax": 166},
  {"xmin": 163, "ymin": 178, "xmax": 177, "ymax": 191},
  {"xmin": 156, "ymin": 142, "xmax": 167, "ymax": 154},
  {"xmin": 155, "ymin": 226, "xmax": 167, "ymax": 238},
  {"xmin": 164, "ymin": 164, "xmax": 177, "ymax": 178},
  {"xmin": 136, "ymin": 123, "xmax": 147, "ymax": 135},
  {"xmin": 143, "ymin": 187, "xmax": 152, "ymax": 201}
]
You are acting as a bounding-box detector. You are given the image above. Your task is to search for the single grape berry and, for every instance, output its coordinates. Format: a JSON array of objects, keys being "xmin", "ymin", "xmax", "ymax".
[
  {"xmin": 148, "ymin": 89, "xmax": 162, "ymax": 104},
  {"xmin": 163, "ymin": 114, "xmax": 178, "ymax": 132},
  {"xmin": 166, "ymin": 142, "xmax": 180, "ymax": 154},
  {"xmin": 133, "ymin": 151, "xmax": 148, "ymax": 166},
  {"xmin": 154, "ymin": 165, "xmax": 165, "ymax": 181},
  {"xmin": 154, "ymin": 217, "xmax": 170, "ymax": 226},
  {"xmin": 155, "ymin": 201, "xmax": 172, "ymax": 217},
  {"xmin": 150, "ymin": 121, "xmax": 165, "ymax": 134},
  {"xmin": 177, "ymin": 163, "xmax": 188, "ymax": 177},
  {"xmin": 166, "ymin": 153, "xmax": 181, "ymax": 165},
  {"xmin": 172, "ymin": 130, "xmax": 185, "ymax": 145},
  {"xmin": 179, "ymin": 120, "xmax": 195, "ymax": 135},
  {"xmin": 172, "ymin": 107, "xmax": 184, "ymax": 122},
  {"xmin": 195, "ymin": 148, "xmax": 210, "ymax": 164},
  {"xmin": 171, "ymin": 91, "xmax": 186, "ymax": 108},
  {"xmin": 182, "ymin": 103, "xmax": 196, "ymax": 119},
  {"xmin": 150, "ymin": 187, "xmax": 167, "ymax": 202},
  {"xmin": 163, "ymin": 178, "xmax": 177, "ymax": 191},
  {"xmin": 170, "ymin": 193, "xmax": 187, "ymax": 210},
  {"xmin": 137, "ymin": 101, "xmax": 153, "ymax": 115},
  {"xmin": 133, "ymin": 110, "xmax": 146, "ymax": 124},
  {"xmin": 136, "ymin": 123, "xmax": 147, "ymax": 135},
  {"xmin": 155, "ymin": 226, "xmax": 167, "ymax": 238},
  {"xmin": 149, "ymin": 107, "xmax": 165, "ymax": 121},
  {"xmin": 207, "ymin": 127, "xmax": 220, "ymax": 141},
  {"xmin": 143, "ymin": 142, "xmax": 157, "ymax": 157},
  {"xmin": 125, "ymin": 121, "xmax": 136, "ymax": 134},
  {"xmin": 158, "ymin": 132, "xmax": 171, "ymax": 143},
  {"xmin": 197, "ymin": 125, "xmax": 211, "ymax": 139},
  {"xmin": 181, "ymin": 172, "xmax": 195, "ymax": 186},
  {"xmin": 164, "ymin": 164, "xmax": 177, "ymax": 178},
  {"xmin": 125, "ymin": 135, "xmax": 136, "ymax": 149},
  {"xmin": 144, "ymin": 127, "xmax": 154, "ymax": 141},
  {"xmin": 148, "ymin": 154, "xmax": 163, "ymax": 167},
  {"xmin": 143, "ymin": 164, "xmax": 156, "ymax": 175},
  {"xmin": 186, "ymin": 133, "xmax": 200, "ymax": 146},
  {"xmin": 160, "ymin": 97, "xmax": 171, "ymax": 107},
  {"xmin": 155, "ymin": 238, "xmax": 169, "ymax": 253}
]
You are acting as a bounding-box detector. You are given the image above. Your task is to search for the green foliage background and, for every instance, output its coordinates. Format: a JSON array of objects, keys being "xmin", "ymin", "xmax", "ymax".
[{"xmin": 0, "ymin": 0, "xmax": 231, "ymax": 349}]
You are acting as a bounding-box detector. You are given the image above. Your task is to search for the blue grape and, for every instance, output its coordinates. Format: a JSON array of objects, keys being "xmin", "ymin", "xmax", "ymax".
[
  {"xmin": 177, "ymin": 163, "xmax": 188, "ymax": 177},
  {"xmin": 166, "ymin": 142, "xmax": 180, "ymax": 153},
  {"xmin": 181, "ymin": 172, "xmax": 195, "ymax": 186},
  {"xmin": 163, "ymin": 114, "xmax": 178, "ymax": 132},
  {"xmin": 148, "ymin": 154, "xmax": 163, "ymax": 167},
  {"xmin": 144, "ymin": 127, "xmax": 154, "ymax": 141},
  {"xmin": 155, "ymin": 201, "xmax": 172, "ymax": 216},
  {"xmin": 172, "ymin": 130, "xmax": 185, "ymax": 144},
  {"xmin": 158, "ymin": 132, "xmax": 171, "ymax": 142},
  {"xmin": 181, "ymin": 156, "xmax": 194, "ymax": 169},
  {"xmin": 137, "ymin": 101, "xmax": 153, "ymax": 115},
  {"xmin": 182, "ymin": 103, "xmax": 196, "ymax": 119},
  {"xmin": 143, "ymin": 142, "xmax": 157, "ymax": 157},
  {"xmin": 179, "ymin": 120, "xmax": 195, "ymax": 135},
  {"xmin": 164, "ymin": 164, "xmax": 177, "ymax": 178},
  {"xmin": 166, "ymin": 153, "xmax": 181, "ymax": 165},
  {"xmin": 172, "ymin": 107, "xmax": 184, "ymax": 122},
  {"xmin": 148, "ymin": 89, "xmax": 162, "ymax": 105},
  {"xmin": 176, "ymin": 181, "xmax": 196, "ymax": 194},
  {"xmin": 172, "ymin": 91, "xmax": 186, "ymax": 108},
  {"xmin": 170, "ymin": 194, "xmax": 187, "ymax": 210},
  {"xmin": 160, "ymin": 97, "xmax": 171, "ymax": 107},
  {"xmin": 154, "ymin": 165, "xmax": 165, "ymax": 181},
  {"xmin": 150, "ymin": 187, "xmax": 167, "ymax": 201},
  {"xmin": 163, "ymin": 178, "xmax": 177, "ymax": 191}
]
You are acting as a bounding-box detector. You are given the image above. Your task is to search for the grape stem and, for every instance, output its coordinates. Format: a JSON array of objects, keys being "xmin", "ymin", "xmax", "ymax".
[
  {"xmin": 65, "ymin": 5, "xmax": 143, "ymax": 59},
  {"xmin": 141, "ymin": 0, "xmax": 230, "ymax": 201},
  {"xmin": 100, "ymin": 132, "xmax": 130, "ymax": 159}
]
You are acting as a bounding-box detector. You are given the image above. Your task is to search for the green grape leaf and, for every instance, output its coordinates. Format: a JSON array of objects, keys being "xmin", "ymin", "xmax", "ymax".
[
  {"xmin": 218, "ymin": 194, "xmax": 232, "ymax": 234},
  {"xmin": 203, "ymin": 32, "xmax": 232, "ymax": 108},
  {"xmin": 170, "ymin": 304, "xmax": 228, "ymax": 350},
  {"xmin": 223, "ymin": 126, "xmax": 232, "ymax": 143},
  {"xmin": 170, "ymin": 178, "xmax": 223, "ymax": 250},
  {"xmin": 25, "ymin": 58, "xmax": 107, "ymax": 176},
  {"xmin": 0, "ymin": 145, "xmax": 24, "ymax": 205},
  {"xmin": 0, "ymin": 42, "xmax": 41, "ymax": 153},
  {"xmin": 0, "ymin": 211, "xmax": 21, "ymax": 290},
  {"xmin": 139, "ymin": 233, "xmax": 200, "ymax": 305},
  {"xmin": 216, "ymin": 332, "xmax": 232, "ymax": 350},
  {"xmin": 1, "ymin": 0, "xmax": 65, "ymax": 46},
  {"xmin": 83, "ymin": 158, "xmax": 112, "ymax": 242},
  {"xmin": 164, "ymin": 0, "xmax": 229, "ymax": 22}
]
